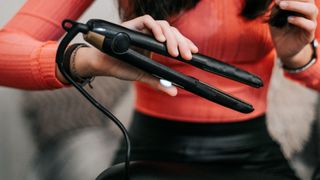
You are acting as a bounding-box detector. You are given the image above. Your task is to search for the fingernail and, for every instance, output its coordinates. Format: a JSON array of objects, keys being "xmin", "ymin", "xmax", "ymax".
[
  {"xmin": 160, "ymin": 79, "xmax": 173, "ymax": 88},
  {"xmin": 279, "ymin": 1, "xmax": 288, "ymax": 8},
  {"xmin": 174, "ymin": 48, "xmax": 179, "ymax": 56},
  {"xmin": 186, "ymin": 51, "xmax": 192, "ymax": 60},
  {"xmin": 159, "ymin": 35, "xmax": 166, "ymax": 42},
  {"xmin": 287, "ymin": 16, "xmax": 294, "ymax": 22},
  {"xmin": 193, "ymin": 46, "xmax": 199, "ymax": 53}
]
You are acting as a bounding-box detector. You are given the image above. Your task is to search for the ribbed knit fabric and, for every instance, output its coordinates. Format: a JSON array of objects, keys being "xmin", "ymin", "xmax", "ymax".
[
  {"xmin": 0, "ymin": 0, "xmax": 93, "ymax": 90},
  {"xmin": 135, "ymin": 0, "xmax": 320, "ymax": 122},
  {"xmin": 284, "ymin": 47, "xmax": 320, "ymax": 91},
  {"xmin": 1, "ymin": 0, "xmax": 320, "ymax": 123}
]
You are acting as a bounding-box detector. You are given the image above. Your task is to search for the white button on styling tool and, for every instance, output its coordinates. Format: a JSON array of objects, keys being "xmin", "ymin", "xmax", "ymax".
[{"xmin": 160, "ymin": 79, "xmax": 173, "ymax": 88}]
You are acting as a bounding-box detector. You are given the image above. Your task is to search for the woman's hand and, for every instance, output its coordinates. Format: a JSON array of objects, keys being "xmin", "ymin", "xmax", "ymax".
[
  {"xmin": 122, "ymin": 15, "xmax": 198, "ymax": 59},
  {"xmin": 62, "ymin": 15, "xmax": 198, "ymax": 96},
  {"xmin": 270, "ymin": 0, "xmax": 318, "ymax": 68}
]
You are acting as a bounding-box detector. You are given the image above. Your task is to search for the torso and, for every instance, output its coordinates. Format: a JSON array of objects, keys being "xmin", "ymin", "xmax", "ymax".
[{"xmin": 135, "ymin": 0, "xmax": 276, "ymax": 123}]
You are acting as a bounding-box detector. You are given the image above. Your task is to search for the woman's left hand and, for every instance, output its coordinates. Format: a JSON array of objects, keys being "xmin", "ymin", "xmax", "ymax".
[{"xmin": 270, "ymin": 0, "xmax": 318, "ymax": 68}]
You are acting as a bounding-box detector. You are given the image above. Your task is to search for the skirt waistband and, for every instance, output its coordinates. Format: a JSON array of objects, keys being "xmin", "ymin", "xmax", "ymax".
[{"xmin": 130, "ymin": 111, "xmax": 268, "ymax": 137}]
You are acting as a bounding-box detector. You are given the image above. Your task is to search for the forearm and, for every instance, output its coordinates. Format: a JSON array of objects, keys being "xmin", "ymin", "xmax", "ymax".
[
  {"xmin": 269, "ymin": 0, "xmax": 320, "ymax": 90},
  {"xmin": 284, "ymin": 43, "xmax": 320, "ymax": 91},
  {"xmin": 0, "ymin": 31, "xmax": 65, "ymax": 90},
  {"xmin": 0, "ymin": 0, "xmax": 93, "ymax": 89}
]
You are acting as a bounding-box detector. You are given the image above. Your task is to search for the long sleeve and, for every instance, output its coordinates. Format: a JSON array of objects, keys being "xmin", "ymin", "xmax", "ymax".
[
  {"xmin": 0, "ymin": 0, "xmax": 94, "ymax": 90},
  {"xmin": 284, "ymin": 1, "xmax": 320, "ymax": 91}
]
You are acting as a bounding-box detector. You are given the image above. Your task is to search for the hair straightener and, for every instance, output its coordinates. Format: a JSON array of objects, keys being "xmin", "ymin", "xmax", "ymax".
[
  {"xmin": 58, "ymin": 19, "xmax": 263, "ymax": 114},
  {"xmin": 56, "ymin": 19, "xmax": 263, "ymax": 179}
]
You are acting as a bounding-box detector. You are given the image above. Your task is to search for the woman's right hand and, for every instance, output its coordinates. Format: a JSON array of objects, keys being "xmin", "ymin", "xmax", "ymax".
[{"xmin": 60, "ymin": 15, "xmax": 198, "ymax": 96}]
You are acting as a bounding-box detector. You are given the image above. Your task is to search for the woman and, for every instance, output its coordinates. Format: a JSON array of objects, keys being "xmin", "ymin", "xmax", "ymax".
[
  {"xmin": 0, "ymin": 1, "xmax": 196, "ymax": 179},
  {"xmin": 111, "ymin": 0, "xmax": 320, "ymax": 179},
  {"xmin": 1, "ymin": 0, "xmax": 319, "ymax": 179}
]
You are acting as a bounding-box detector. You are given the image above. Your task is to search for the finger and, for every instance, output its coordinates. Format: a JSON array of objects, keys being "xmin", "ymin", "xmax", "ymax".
[
  {"xmin": 276, "ymin": 0, "xmax": 314, "ymax": 3},
  {"xmin": 278, "ymin": 1, "xmax": 318, "ymax": 20},
  {"xmin": 275, "ymin": 0, "xmax": 315, "ymax": 6},
  {"xmin": 124, "ymin": 15, "xmax": 166, "ymax": 42},
  {"xmin": 158, "ymin": 20, "xmax": 179, "ymax": 57},
  {"xmin": 170, "ymin": 28, "xmax": 198, "ymax": 54},
  {"xmin": 185, "ymin": 38, "xmax": 199, "ymax": 54},
  {"xmin": 139, "ymin": 73, "xmax": 178, "ymax": 96},
  {"xmin": 140, "ymin": 15, "xmax": 166, "ymax": 42},
  {"xmin": 288, "ymin": 16, "xmax": 317, "ymax": 34},
  {"xmin": 171, "ymin": 27, "xmax": 193, "ymax": 60},
  {"xmin": 157, "ymin": 83, "xmax": 178, "ymax": 96}
]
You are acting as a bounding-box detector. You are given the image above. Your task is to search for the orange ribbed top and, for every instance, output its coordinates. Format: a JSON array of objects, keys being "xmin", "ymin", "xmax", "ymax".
[
  {"xmin": 0, "ymin": 0, "xmax": 93, "ymax": 90},
  {"xmin": 1, "ymin": 0, "xmax": 320, "ymax": 122},
  {"xmin": 135, "ymin": 0, "xmax": 320, "ymax": 122}
]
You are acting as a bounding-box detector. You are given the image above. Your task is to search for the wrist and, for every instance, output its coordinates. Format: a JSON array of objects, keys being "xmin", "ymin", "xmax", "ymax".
[
  {"xmin": 56, "ymin": 66, "xmax": 69, "ymax": 84},
  {"xmin": 280, "ymin": 40, "xmax": 318, "ymax": 74},
  {"xmin": 61, "ymin": 43, "xmax": 95, "ymax": 86},
  {"xmin": 280, "ymin": 43, "xmax": 313, "ymax": 69},
  {"xmin": 74, "ymin": 46, "xmax": 96, "ymax": 78}
]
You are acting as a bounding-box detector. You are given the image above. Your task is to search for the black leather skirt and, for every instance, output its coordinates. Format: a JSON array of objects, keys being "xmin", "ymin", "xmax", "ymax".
[{"xmin": 113, "ymin": 111, "xmax": 299, "ymax": 179}]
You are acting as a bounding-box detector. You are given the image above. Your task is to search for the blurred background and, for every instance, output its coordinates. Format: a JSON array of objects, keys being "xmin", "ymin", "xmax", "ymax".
[
  {"xmin": 0, "ymin": 1, "xmax": 134, "ymax": 179},
  {"xmin": 0, "ymin": 1, "xmax": 320, "ymax": 180}
]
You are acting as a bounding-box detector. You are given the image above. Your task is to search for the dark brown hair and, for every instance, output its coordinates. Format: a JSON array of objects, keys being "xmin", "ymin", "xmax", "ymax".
[
  {"xmin": 118, "ymin": 0, "xmax": 289, "ymax": 28},
  {"xmin": 118, "ymin": 0, "xmax": 273, "ymax": 21}
]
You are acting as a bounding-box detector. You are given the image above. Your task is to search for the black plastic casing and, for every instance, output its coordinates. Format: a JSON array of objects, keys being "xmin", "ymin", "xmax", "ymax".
[{"xmin": 85, "ymin": 19, "xmax": 260, "ymax": 113}]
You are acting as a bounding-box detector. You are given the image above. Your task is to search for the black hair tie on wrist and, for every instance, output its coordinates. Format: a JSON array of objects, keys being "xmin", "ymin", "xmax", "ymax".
[{"xmin": 63, "ymin": 43, "xmax": 95, "ymax": 87}]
